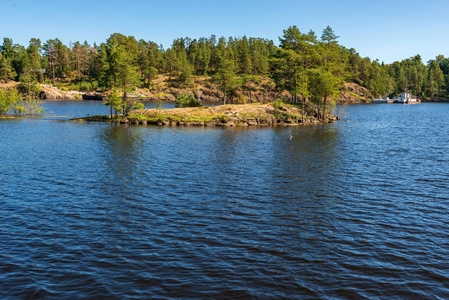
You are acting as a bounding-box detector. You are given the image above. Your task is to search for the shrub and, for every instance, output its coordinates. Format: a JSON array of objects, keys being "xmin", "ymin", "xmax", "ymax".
[
  {"xmin": 175, "ymin": 92, "xmax": 202, "ymax": 108},
  {"xmin": 78, "ymin": 81, "xmax": 92, "ymax": 91},
  {"xmin": 0, "ymin": 88, "xmax": 44, "ymax": 116},
  {"xmin": 272, "ymin": 99, "xmax": 284, "ymax": 109},
  {"xmin": 236, "ymin": 94, "xmax": 246, "ymax": 104}
]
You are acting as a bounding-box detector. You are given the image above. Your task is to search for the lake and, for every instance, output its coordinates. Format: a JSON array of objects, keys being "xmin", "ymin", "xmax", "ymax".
[{"xmin": 1, "ymin": 101, "xmax": 448, "ymax": 298}]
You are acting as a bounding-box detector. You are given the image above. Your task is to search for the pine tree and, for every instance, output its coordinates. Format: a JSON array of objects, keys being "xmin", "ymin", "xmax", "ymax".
[
  {"xmin": 214, "ymin": 51, "xmax": 236, "ymax": 105},
  {"xmin": 114, "ymin": 45, "xmax": 140, "ymax": 114},
  {"xmin": 0, "ymin": 53, "xmax": 17, "ymax": 83},
  {"xmin": 427, "ymin": 60, "xmax": 445, "ymax": 98},
  {"xmin": 91, "ymin": 43, "xmax": 109, "ymax": 85}
]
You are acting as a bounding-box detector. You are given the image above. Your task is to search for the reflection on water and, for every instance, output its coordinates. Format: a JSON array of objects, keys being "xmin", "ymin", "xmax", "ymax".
[
  {"xmin": 1, "ymin": 102, "xmax": 449, "ymax": 298},
  {"xmin": 99, "ymin": 124, "xmax": 146, "ymax": 189}
]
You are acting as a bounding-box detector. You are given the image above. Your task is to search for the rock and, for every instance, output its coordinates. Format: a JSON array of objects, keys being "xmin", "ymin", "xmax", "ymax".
[
  {"xmin": 276, "ymin": 119, "xmax": 284, "ymax": 125},
  {"xmin": 141, "ymin": 120, "xmax": 148, "ymax": 125},
  {"xmin": 133, "ymin": 119, "xmax": 139, "ymax": 125},
  {"xmin": 82, "ymin": 93, "xmax": 103, "ymax": 100},
  {"xmin": 41, "ymin": 87, "xmax": 78, "ymax": 100},
  {"xmin": 246, "ymin": 119, "xmax": 258, "ymax": 126}
]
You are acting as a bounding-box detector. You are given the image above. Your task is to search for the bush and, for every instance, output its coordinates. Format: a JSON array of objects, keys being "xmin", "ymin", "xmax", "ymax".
[
  {"xmin": 78, "ymin": 81, "xmax": 92, "ymax": 91},
  {"xmin": 175, "ymin": 92, "xmax": 202, "ymax": 108},
  {"xmin": 272, "ymin": 99, "xmax": 284, "ymax": 109},
  {"xmin": 70, "ymin": 81, "xmax": 98, "ymax": 91},
  {"xmin": 236, "ymin": 94, "xmax": 246, "ymax": 104},
  {"xmin": 0, "ymin": 88, "xmax": 44, "ymax": 116}
]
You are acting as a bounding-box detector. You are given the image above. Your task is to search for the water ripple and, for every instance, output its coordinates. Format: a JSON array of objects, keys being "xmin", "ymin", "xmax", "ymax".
[{"xmin": 1, "ymin": 103, "xmax": 449, "ymax": 298}]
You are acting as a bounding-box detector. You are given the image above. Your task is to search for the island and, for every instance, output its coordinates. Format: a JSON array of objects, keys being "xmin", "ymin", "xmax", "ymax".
[{"xmin": 76, "ymin": 101, "xmax": 338, "ymax": 126}]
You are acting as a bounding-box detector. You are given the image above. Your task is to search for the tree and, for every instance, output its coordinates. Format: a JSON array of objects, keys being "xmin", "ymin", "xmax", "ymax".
[
  {"xmin": 321, "ymin": 26, "xmax": 340, "ymax": 46},
  {"xmin": 103, "ymin": 88, "xmax": 123, "ymax": 119},
  {"xmin": 295, "ymin": 70, "xmax": 310, "ymax": 123},
  {"xmin": 309, "ymin": 68, "xmax": 342, "ymax": 121},
  {"xmin": 43, "ymin": 39, "xmax": 58, "ymax": 84},
  {"xmin": 214, "ymin": 50, "xmax": 236, "ymax": 104},
  {"xmin": 427, "ymin": 60, "xmax": 445, "ymax": 98},
  {"xmin": 242, "ymin": 75, "xmax": 260, "ymax": 102},
  {"xmin": 237, "ymin": 36, "xmax": 252, "ymax": 75},
  {"xmin": 91, "ymin": 43, "xmax": 109, "ymax": 85},
  {"xmin": 1, "ymin": 38, "xmax": 14, "ymax": 59},
  {"xmin": 114, "ymin": 45, "xmax": 140, "ymax": 114},
  {"xmin": 175, "ymin": 92, "xmax": 202, "ymax": 108},
  {"xmin": 0, "ymin": 53, "xmax": 17, "ymax": 83},
  {"xmin": 12, "ymin": 45, "xmax": 31, "ymax": 82},
  {"xmin": 27, "ymin": 38, "xmax": 43, "ymax": 82}
]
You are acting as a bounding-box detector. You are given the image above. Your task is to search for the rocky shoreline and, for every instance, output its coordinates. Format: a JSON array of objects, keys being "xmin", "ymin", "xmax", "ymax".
[{"xmin": 75, "ymin": 103, "xmax": 339, "ymax": 126}]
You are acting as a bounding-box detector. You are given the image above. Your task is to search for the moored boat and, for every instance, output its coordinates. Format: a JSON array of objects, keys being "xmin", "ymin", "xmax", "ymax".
[{"xmin": 395, "ymin": 92, "xmax": 421, "ymax": 104}]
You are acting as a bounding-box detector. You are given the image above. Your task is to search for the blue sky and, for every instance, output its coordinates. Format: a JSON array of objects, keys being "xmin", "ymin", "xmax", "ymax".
[{"xmin": 1, "ymin": 0, "xmax": 448, "ymax": 63}]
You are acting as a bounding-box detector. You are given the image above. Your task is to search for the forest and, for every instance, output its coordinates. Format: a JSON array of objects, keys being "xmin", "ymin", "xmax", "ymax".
[{"xmin": 1, "ymin": 25, "xmax": 449, "ymax": 115}]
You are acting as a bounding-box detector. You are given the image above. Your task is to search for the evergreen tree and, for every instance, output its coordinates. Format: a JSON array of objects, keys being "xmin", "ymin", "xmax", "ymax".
[
  {"xmin": 237, "ymin": 36, "xmax": 252, "ymax": 75},
  {"xmin": 427, "ymin": 60, "xmax": 445, "ymax": 98},
  {"xmin": 27, "ymin": 38, "xmax": 43, "ymax": 82},
  {"xmin": 214, "ymin": 51, "xmax": 236, "ymax": 104},
  {"xmin": 114, "ymin": 45, "xmax": 140, "ymax": 114},
  {"xmin": 91, "ymin": 43, "xmax": 109, "ymax": 85},
  {"xmin": 0, "ymin": 53, "xmax": 17, "ymax": 83}
]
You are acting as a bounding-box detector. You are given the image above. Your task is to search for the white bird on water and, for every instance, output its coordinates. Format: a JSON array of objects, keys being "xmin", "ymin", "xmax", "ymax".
[{"xmin": 289, "ymin": 134, "xmax": 293, "ymax": 140}]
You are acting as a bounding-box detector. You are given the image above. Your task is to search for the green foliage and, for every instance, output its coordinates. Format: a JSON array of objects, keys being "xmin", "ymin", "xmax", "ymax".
[
  {"xmin": 272, "ymin": 99, "xmax": 284, "ymax": 109},
  {"xmin": 213, "ymin": 52, "xmax": 236, "ymax": 104},
  {"xmin": 20, "ymin": 82, "xmax": 41, "ymax": 99},
  {"xmin": 2, "ymin": 27, "xmax": 449, "ymax": 111},
  {"xmin": 175, "ymin": 92, "xmax": 202, "ymax": 108},
  {"xmin": 175, "ymin": 93, "xmax": 187, "ymax": 108},
  {"xmin": 236, "ymin": 93, "xmax": 246, "ymax": 104},
  {"xmin": 0, "ymin": 53, "xmax": 17, "ymax": 82},
  {"xmin": 103, "ymin": 88, "xmax": 123, "ymax": 119},
  {"xmin": 131, "ymin": 101, "xmax": 144, "ymax": 110},
  {"xmin": 70, "ymin": 80, "xmax": 98, "ymax": 91},
  {"xmin": 0, "ymin": 88, "xmax": 43, "ymax": 115}
]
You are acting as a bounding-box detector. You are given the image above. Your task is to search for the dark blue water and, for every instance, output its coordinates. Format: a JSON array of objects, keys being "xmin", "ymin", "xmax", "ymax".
[{"xmin": 1, "ymin": 102, "xmax": 449, "ymax": 299}]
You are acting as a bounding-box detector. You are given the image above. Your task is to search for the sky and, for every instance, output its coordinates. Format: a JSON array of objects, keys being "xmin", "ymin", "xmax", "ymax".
[{"xmin": 1, "ymin": 0, "xmax": 448, "ymax": 63}]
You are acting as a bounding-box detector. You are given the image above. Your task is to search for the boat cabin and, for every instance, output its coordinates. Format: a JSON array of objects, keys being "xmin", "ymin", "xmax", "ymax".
[{"xmin": 397, "ymin": 92, "xmax": 419, "ymax": 104}]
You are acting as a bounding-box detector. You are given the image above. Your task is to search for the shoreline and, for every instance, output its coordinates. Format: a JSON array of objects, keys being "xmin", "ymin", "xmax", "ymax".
[{"xmin": 73, "ymin": 103, "xmax": 339, "ymax": 126}]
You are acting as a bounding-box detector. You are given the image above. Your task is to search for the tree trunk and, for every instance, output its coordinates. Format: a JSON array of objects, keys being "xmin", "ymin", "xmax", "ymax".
[
  {"xmin": 223, "ymin": 84, "xmax": 227, "ymax": 105},
  {"xmin": 123, "ymin": 91, "xmax": 128, "ymax": 115},
  {"xmin": 52, "ymin": 63, "xmax": 55, "ymax": 85},
  {"xmin": 289, "ymin": 76, "xmax": 293, "ymax": 103},
  {"xmin": 302, "ymin": 97, "xmax": 305, "ymax": 124},
  {"xmin": 323, "ymin": 96, "xmax": 327, "ymax": 122},
  {"xmin": 317, "ymin": 99, "xmax": 321, "ymax": 121}
]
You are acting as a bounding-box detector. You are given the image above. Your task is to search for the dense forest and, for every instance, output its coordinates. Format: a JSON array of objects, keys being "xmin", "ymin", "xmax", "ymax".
[{"xmin": 1, "ymin": 25, "xmax": 449, "ymax": 113}]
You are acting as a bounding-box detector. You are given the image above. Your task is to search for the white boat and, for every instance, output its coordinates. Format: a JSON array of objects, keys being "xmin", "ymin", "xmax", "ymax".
[{"xmin": 396, "ymin": 92, "xmax": 421, "ymax": 104}]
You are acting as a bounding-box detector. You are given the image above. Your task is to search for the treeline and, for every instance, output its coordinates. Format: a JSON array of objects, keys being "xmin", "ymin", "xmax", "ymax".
[
  {"xmin": 348, "ymin": 53, "xmax": 449, "ymax": 99},
  {"xmin": 1, "ymin": 26, "xmax": 449, "ymax": 107}
]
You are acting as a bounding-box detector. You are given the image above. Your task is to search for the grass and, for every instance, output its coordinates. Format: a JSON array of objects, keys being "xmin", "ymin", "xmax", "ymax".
[{"xmin": 76, "ymin": 101, "xmax": 330, "ymax": 126}]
